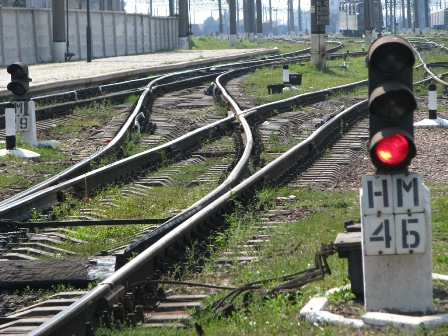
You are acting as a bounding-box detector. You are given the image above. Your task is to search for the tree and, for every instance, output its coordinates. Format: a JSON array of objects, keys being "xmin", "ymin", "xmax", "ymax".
[{"xmin": 203, "ymin": 16, "xmax": 219, "ymax": 36}]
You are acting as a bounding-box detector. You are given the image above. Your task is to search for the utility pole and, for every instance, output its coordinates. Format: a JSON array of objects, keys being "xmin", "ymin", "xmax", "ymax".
[
  {"xmin": 269, "ymin": 0, "xmax": 272, "ymax": 34},
  {"xmin": 414, "ymin": 0, "xmax": 420, "ymax": 34},
  {"xmin": 424, "ymin": 0, "xmax": 430, "ymax": 33},
  {"xmin": 310, "ymin": 0, "xmax": 328, "ymax": 68},
  {"xmin": 178, "ymin": 0, "xmax": 189, "ymax": 49},
  {"xmin": 229, "ymin": 0, "xmax": 237, "ymax": 46},
  {"xmin": 274, "ymin": 8, "xmax": 278, "ymax": 34},
  {"xmin": 87, "ymin": 0, "xmax": 92, "ymax": 62},
  {"xmin": 363, "ymin": 0, "xmax": 371, "ymax": 46},
  {"xmin": 407, "ymin": 0, "xmax": 412, "ymax": 33},
  {"xmin": 288, "ymin": 0, "xmax": 295, "ymax": 35},
  {"xmin": 52, "ymin": 0, "xmax": 65, "ymax": 62},
  {"xmin": 218, "ymin": 0, "xmax": 223, "ymax": 35},
  {"xmin": 247, "ymin": 0, "xmax": 255, "ymax": 41},
  {"xmin": 256, "ymin": 0, "xmax": 263, "ymax": 42}
]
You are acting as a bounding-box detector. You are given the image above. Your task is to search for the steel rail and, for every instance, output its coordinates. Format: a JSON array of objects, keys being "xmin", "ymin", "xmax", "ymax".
[
  {"xmin": 111, "ymin": 57, "xmax": 367, "ymax": 266},
  {"xmin": 1, "ymin": 50, "xmax": 320, "ymax": 222},
  {"xmin": 28, "ymin": 66, "xmax": 257, "ymax": 336},
  {"xmin": 29, "ymin": 80, "xmax": 368, "ymax": 336},
  {"xmin": 0, "ymin": 51, "xmax": 310, "ymax": 209},
  {"xmin": 412, "ymin": 39, "xmax": 448, "ymax": 89},
  {"xmin": 115, "ymin": 69, "xmax": 256, "ymax": 266},
  {"xmin": 0, "ymin": 114, "xmax": 235, "ymax": 221},
  {"xmin": 15, "ymin": 47, "xmax": 369, "ymax": 334},
  {"xmin": 0, "ymin": 69, "xmax": 225, "ymax": 210},
  {"xmin": 0, "ymin": 46, "xmax": 346, "ymax": 210}
]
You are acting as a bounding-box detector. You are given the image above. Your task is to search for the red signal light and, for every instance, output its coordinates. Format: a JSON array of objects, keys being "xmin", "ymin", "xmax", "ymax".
[{"xmin": 374, "ymin": 134, "xmax": 410, "ymax": 166}]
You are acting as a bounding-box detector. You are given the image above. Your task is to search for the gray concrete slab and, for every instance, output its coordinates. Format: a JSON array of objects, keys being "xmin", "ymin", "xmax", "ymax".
[
  {"xmin": 0, "ymin": 148, "xmax": 40, "ymax": 161},
  {"xmin": 300, "ymin": 273, "xmax": 448, "ymax": 333},
  {"xmin": 414, "ymin": 118, "xmax": 448, "ymax": 128}
]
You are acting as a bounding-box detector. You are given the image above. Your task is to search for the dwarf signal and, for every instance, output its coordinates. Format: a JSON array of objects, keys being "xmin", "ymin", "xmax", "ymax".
[{"xmin": 7, "ymin": 62, "xmax": 32, "ymax": 99}]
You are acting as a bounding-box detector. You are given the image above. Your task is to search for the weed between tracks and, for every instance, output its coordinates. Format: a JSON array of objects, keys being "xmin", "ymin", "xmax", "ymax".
[
  {"xmin": 39, "ymin": 154, "xmax": 229, "ymax": 256},
  {"xmin": 6, "ymin": 36, "xmax": 448, "ymax": 335},
  {"xmin": 95, "ymin": 183, "xmax": 448, "ymax": 336},
  {"xmin": 0, "ymin": 101, "xmax": 126, "ymax": 200},
  {"xmin": 93, "ymin": 41, "xmax": 448, "ymax": 332}
]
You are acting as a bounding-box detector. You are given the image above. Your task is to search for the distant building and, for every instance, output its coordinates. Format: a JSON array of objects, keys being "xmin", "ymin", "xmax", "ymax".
[
  {"xmin": 0, "ymin": 0, "xmax": 124, "ymax": 11},
  {"xmin": 329, "ymin": 0, "xmax": 341, "ymax": 33}
]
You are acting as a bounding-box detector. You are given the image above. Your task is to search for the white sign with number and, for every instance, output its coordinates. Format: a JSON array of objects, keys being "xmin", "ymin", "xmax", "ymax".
[
  {"xmin": 361, "ymin": 173, "xmax": 426, "ymax": 256},
  {"xmin": 13, "ymin": 100, "xmax": 37, "ymax": 145},
  {"xmin": 363, "ymin": 214, "xmax": 396, "ymax": 255},
  {"xmin": 15, "ymin": 101, "xmax": 30, "ymax": 131},
  {"xmin": 394, "ymin": 213, "xmax": 426, "ymax": 254}
]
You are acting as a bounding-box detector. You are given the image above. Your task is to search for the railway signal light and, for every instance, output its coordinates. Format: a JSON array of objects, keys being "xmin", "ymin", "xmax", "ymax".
[
  {"xmin": 7, "ymin": 62, "xmax": 31, "ymax": 99},
  {"xmin": 367, "ymin": 35, "xmax": 416, "ymax": 172}
]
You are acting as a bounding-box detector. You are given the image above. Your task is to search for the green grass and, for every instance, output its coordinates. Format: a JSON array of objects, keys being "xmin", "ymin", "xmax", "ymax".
[
  {"xmin": 92, "ymin": 35, "xmax": 448, "ymax": 332},
  {"xmin": 42, "ymin": 155, "xmax": 231, "ymax": 256},
  {"xmin": 427, "ymin": 183, "xmax": 448, "ymax": 275},
  {"xmin": 0, "ymin": 100, "xmax": 142, "ymax": 199},
  {"xmin": 189, "ymin": 36, "xmax": 310, "ymax": 54},
  {"xmin": 95, "ymin": 186, "xmax": 363, "ymax": 336},
  {"xmin": 95, "ymin": 182, "xmax": 448, "ymax": 335},
  {"xmin": 0, "ymin": 135, "xmax": 71, "ymax": 191},
  {"xmin": 244, "ymin": 55, "xmax": 368, "ymax": 105},
  {"xmin": 53, "ymin": 102, "xmax": 114, "ymax": 138},
  {"xmin": 9, "ymin": 37, "xmax": 448, "ymax": 335}
]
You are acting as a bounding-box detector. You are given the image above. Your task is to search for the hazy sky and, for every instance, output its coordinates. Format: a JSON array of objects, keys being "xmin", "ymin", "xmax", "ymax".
[{"xmin": 124, "ymin": 0, "xmax": 311, "ymax": 25}]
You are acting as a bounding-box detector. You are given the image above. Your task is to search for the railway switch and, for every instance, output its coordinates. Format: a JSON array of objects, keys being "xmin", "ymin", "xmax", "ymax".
[
  {"xmin": 367, "ymin": 35, "xmax": 416, "ymax": 173},
  {"xmin": 7, "ymin": 62, "xmax": 32, "ymax": 99}
]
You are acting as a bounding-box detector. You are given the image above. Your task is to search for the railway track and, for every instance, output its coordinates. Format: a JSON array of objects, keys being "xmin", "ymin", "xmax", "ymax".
[
  {"xmin": 0, "ymin": 79, "xmax": 369, "ymax": 336},
  {"xmin": 1, "ymin": 38, "xmax": 445, "ymax": 335}
]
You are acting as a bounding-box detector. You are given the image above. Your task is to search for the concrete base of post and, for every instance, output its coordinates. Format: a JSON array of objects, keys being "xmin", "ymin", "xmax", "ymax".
[
  {"xmin": 0, "ymin": 148, "xmax": 41, "ymax": 161},
  {"xmin": 248, "ymin": 33, "xmax": 255, "ymax": 42},
  {"xmin": 53, "ymin": 42, "xmax": 66, "ymax": 63},
  {"xmin": 178, "ymin": 36, "xmax": 189, "ymax": 50},
  {"xmin": 364, "ymin": 30, "xmax": 372, "ymax": 46},
  {"xmin": 300, "ymin": 274, "xmax": 448, "ymax": 333},
  {"xmin": 5, "ymin": 136, "xmax": 15, "ymax": 150},
  {"xmin": 229, "ymin": 34, "xmax": 237, "ymax": 46},
  {"xmin": 311, "ymin": 34, "xmax": 326, "ymax": 69},
  {"xmin": 37, "ymin": 140, "xmax": 60, "ymax": 148},
  {"xmin": 429, "ymin": 110, "xmax": 437, "ymax": 119},
  {"xmin": 414, "ymin": 118, "xmax": 448, "ymax": 128},
  {"xmin": 363, "ymin": 185, "xmax": 432, "ymax": 313}
]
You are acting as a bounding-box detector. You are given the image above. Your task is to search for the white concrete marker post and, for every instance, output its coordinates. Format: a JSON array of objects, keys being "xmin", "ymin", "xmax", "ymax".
[
  {"xmin": 428, "ymin": 83, "xmax": 437, "ymax": 119},
  {"xmin": 361, "ymin": 172, "xmax": 432, "ymax": 313},
  {"xmin": 0, "ymin": 101, "xmax": 40, "ymax": 161},
  {"xmin": 414, "ymin": 84, "xmax": 448, "ymax": 129},
  {"xmin": 283, "ymin": 65, "xmax": 289, "ymax": 84},
  {"xmin": 5, "ymin": 105, "xmax": 16, "ymax": 150}
]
